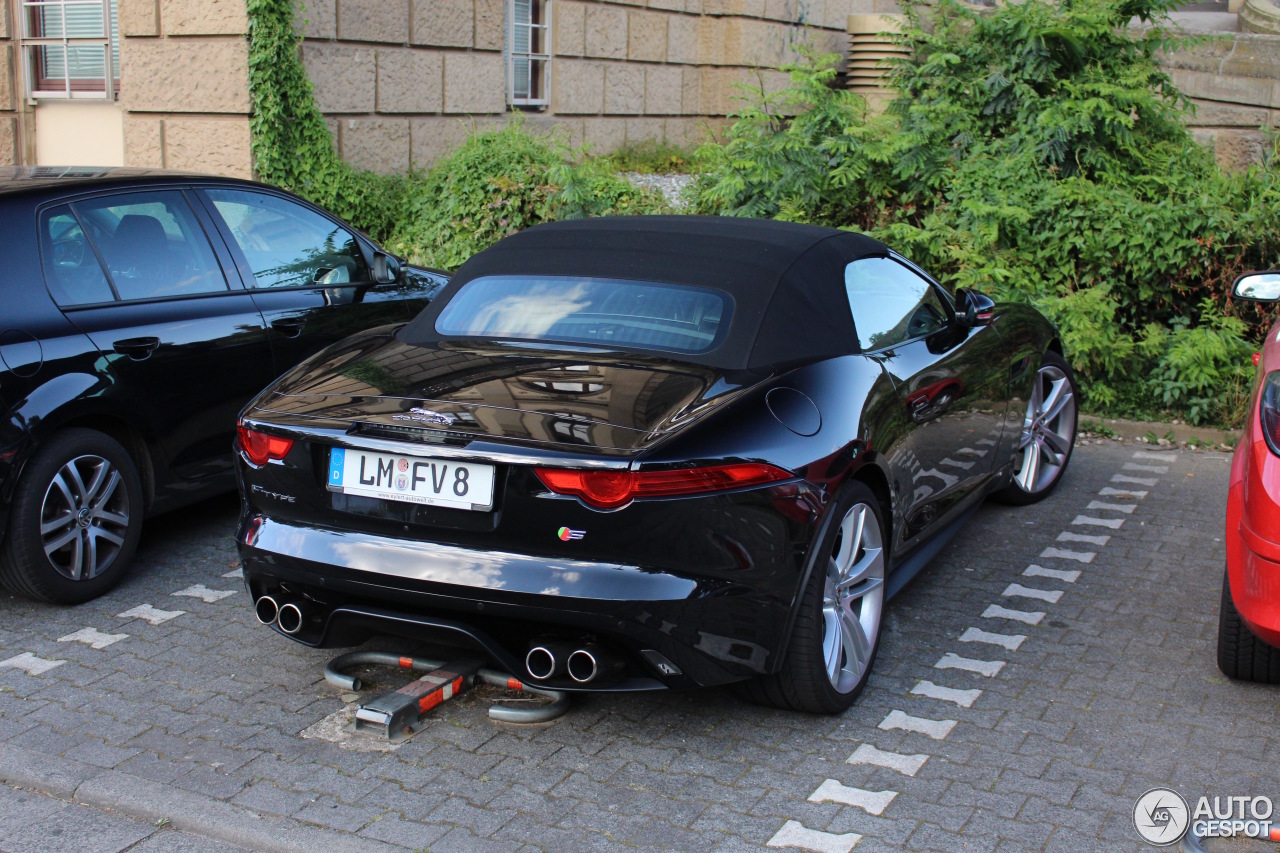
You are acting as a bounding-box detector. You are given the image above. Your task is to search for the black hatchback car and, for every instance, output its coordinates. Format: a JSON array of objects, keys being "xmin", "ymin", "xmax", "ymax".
[{"xmin": 0, "ymin": 167, "xmax": 445, "ymax": 604}]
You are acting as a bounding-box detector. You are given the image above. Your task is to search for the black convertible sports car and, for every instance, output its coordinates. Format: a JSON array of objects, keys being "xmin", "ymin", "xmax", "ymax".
[{"xmin": 234, "ymin": 217, "xmax": 1077, "ymax": 713}]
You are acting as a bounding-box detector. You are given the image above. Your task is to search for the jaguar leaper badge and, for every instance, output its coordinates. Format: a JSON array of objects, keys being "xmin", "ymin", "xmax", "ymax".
[{"xmin": 392, "ymin": 407, "xmax": 456, "ymax": 426}]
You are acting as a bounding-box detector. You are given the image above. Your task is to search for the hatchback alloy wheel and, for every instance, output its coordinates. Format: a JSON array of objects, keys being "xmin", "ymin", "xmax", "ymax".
[{"xmin": 40, "ymin": 454, "xmax": 131, "ymax": 581}]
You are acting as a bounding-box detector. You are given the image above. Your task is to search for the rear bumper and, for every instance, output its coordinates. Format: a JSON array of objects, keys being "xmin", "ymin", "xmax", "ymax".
[{"xmin": 238, "ymin": 513, "xmax": 802, "ymax": 690}]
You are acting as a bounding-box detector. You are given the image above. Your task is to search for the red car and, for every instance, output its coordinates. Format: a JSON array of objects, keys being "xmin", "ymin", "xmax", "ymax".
[{"xmin": 1221, "ymin": 269, "xmax": 1280, "ymax": 682}]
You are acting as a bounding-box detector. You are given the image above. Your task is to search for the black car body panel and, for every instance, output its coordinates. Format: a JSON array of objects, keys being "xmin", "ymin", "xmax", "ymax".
[
  {"xmin": 0, "ymin": 166, "xmax": 446, "ymax": 546},
  {"xmin": 235, "ymin": 217, "xmax": 1064, "ymax": 692}
]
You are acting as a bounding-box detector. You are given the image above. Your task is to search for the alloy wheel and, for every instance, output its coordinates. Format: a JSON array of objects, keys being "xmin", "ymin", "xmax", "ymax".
[
  {"xmin": 39, "ymin": 454, "xmax": 131, "ymax": 581},
  {"xmin": 821, "ymin": 502, "xmax": 885, "ymax": 693},
  {"xmin": 1013, "ymin": 363, "xmax": 1076, "ymax": 495}
]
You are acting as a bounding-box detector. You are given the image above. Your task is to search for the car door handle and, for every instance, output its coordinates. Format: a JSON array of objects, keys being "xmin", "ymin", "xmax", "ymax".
[
  {"xmin": 112, "ymin": 336, "xmax": 161, "ymax": 359},
  {"xmin": 271, "ymin": 318, "xmax": 306, "ymax": 337}
]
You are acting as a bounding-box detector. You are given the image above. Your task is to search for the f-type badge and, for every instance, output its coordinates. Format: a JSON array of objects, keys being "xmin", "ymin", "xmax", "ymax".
[{"xmin": 557, "ymin": 527, "xmax": 585, "ymax": 541}]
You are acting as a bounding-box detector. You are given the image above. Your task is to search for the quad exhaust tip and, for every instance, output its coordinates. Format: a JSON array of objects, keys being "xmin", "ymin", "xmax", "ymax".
[
  {"xmin": 525, "ymin": 645, "xmax": 562, "ymax": 681},
  {"xmin": 567, "ymin": 647, "xmax": 601, "ymax": 683},
  {"xmin": 276, "ymin": 602, "xmax": 304, "ymax": 635},
  {"xmin": 254, "ymin": 596, "xmax": 279, "ymax": 626}
]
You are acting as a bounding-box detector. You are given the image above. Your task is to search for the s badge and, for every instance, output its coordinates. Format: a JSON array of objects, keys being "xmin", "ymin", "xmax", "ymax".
[{"xmin": 557, "ymin": 527, "xmax": 585, "ymax": 541}]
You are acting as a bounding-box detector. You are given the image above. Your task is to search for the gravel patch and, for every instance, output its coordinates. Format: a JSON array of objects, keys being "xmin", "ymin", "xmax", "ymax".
[{"xmin": 622, "ymin": 171, "xmax": 695, "ymax": 208}]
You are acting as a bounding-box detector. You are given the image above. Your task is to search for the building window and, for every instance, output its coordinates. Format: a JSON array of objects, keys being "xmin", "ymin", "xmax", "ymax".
[
  {"xmin": 508, "ymin": 0, "xmax": 551, "ymax": 108},
  {"xmin": 20, "ymin": 0, "xmax": 120, "ymax": 99}
]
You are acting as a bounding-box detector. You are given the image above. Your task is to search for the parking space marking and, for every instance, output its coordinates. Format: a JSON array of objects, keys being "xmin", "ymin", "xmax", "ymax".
[
  {"xmin": 1039, "ymin": 546, "xmax": 1095, "ymax": 563},
  {"xmin": 1056, "ymin": 530, "xmax": 1110, "ymax": 546},
  {"xmin": 1072, "ymin": 514, "xmax": 1124, "ymax": 528},
  {"xmin": 807, "ymin": 779, "xmax": 898, "ymax": 815},
  {"xmin": 934, "ymin": 652, "xmax": 1004, "ymax": 677},
  {"xmin": 981, "ymin": 604, "xmax": 1044, "ymax": 625},
  {"xmin": 1111, "ymin": 474, "xmax": 1159, "ymax": 487},
  {"xmin": 57, "ymin": 628, "xmax": 128, "ymax": 649},
  {"xmin": 0, "ymin": 652, "xmax": 65, "ymax": 675},
  {"xmin": 1123, "ymin": 462, "xmax": 1168, "ymax": 473},
  {"xmin": 117, "ymin": 604, "xmax": 185, "ymax": 625},
  {"xmin": 1002, "ymin": 583, "xmax": 1063, "ymax": 604},
  {"xmin": 958, "ymin": 626, "xmax": 1025, "ymax": 651},
  {"xmin": 171, "ymin": 584, "xmax": 236, "ymax": 603},
  {"xmin": 767, "ymin": 820, "xmax": 861, "ymax": 853},
  {"xmin": 1024, "ymin": 564, "xmax": 1080, "ymax": 583},
  {"xmin": 221, "ymin": 569, "xmax": 243, "ymax": 579},
  {"xmin": 1085, "ymin": 500, "xmax": 1137, "ymax": 513},
  {"xmin": 845, "ymin": 743, "xmax": 928, "ymax": 776},
  {"xmin": 878, "ymin": 710, "xmax": 957, "ymax": 740},
  {"xmin": 911, "ymin": 680, "xmax": 982, "ymax": 708},
  {"xmin": 1098, "ymin": 487, "xmax": 1148, "ymax": 498},
  {"xmin": 1133, "ymin": 450, "xmax": 1178, "ymax": 462}
]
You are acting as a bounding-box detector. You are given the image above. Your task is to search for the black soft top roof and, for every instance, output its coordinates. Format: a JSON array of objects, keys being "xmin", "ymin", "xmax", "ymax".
[{"xmin": 399, "ymin": 216, "xmax": 889, "ymax": 370}]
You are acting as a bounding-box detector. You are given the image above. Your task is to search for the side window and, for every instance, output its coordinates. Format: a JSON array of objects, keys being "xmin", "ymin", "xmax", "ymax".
[
  {"xmin": 72, "ymin": 191, "xmax": 227, "ymax": 302},
  {"xmin": 39, "ymin": 206, "xmax": 116, "ymax": 306},
  {"xmin": 845, "ymin": 257, "xmax": 950, "ymax": 351},
  {"xmin": 204, "ymin": 189, "xmax": 370, "ymax": 289}
]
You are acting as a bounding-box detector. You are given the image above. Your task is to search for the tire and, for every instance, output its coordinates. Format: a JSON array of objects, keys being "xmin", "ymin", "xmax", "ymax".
[
  {"xmin": 0, "ymin": 429, "xmax": 144, "ymax": 604},
  {"xmin": 1217, "ymin": 568, "xmax": 1280, "ymax": 683},
  {"xmin": 993, "ymin": 349, "xmax": 1078, "ymax": 506},
  {"xmin": 741, "ymin": 481, "xmax": 887, "ymax": 714}
]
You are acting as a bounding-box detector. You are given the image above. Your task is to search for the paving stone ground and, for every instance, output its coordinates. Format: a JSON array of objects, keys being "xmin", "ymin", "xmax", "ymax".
[{"xmin": 0, "ymin": 440, "xmax": 1273, "ymax": 852}]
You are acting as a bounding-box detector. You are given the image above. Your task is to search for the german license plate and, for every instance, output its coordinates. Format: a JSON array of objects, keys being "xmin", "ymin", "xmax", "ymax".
[{"xmin": 327, "ymin": 447, "xmax": 495, "ymax": 510}]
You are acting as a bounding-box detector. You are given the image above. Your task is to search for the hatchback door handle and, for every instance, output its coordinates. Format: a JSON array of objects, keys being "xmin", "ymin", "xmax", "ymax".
[
  {"xmin": 271, "ymin": 318, "xmax": 306, "ymax": 337},
  {"xmin": 112, "ymin": 336, "xmax": 160, "ymax": 359}
]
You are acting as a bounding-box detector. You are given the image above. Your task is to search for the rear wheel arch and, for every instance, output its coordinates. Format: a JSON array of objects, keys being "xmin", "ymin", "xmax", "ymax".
[{"xmin": 35, "ymin": 413, "xmax": 156, "ymax": 512}]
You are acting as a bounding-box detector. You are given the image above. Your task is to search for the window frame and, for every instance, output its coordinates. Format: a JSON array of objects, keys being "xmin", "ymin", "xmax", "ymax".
[
  {"xmin": 845, "ymin": 253, "xmax": 956, "ymax": 354},
  {"xmin": 193, "ymin": 186, "xmax": 380, "ymax": 293},
  {"xmin": 20, "ymin": 0, "xmax": 121, "ymax": 100},
  {"xmin": 507, "ymin": 0, "xmax": 552, "ymax": 109}
]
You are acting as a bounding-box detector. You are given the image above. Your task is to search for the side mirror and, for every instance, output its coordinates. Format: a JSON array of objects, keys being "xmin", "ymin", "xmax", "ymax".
[
  {"xmin": 956, "ymin": 288, "xmax": 996, "ymax": 326},
  {"xmin": 1233, "ymin": 271, "xmax": 1280, "ymax": 303},
  {"xmin": 373, "ymin": 251, "xmax": 402, "ymax": 285}
]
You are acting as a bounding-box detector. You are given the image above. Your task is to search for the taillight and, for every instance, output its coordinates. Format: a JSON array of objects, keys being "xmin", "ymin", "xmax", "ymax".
[
  {"xmin": 237, "ymin": 423, "xmax": 294, "ymax": 466},
  {"xmin": 1261, "ymin": 371, "xmax": 1280, "ymax": 457},
  {"xmin": 533, "ymin": 463, "xmax": 793, "ymax": 510}
]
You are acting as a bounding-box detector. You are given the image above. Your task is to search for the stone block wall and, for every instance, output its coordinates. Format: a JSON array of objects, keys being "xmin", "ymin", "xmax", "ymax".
[
  {"xmin": 117, "ymin": 0, "xmax": 253, "ymax": 177},
  {"xmin": 1159, "ymin": 32, "xmax": 1280, "ymax": 170},
  {"xmin": 297, "ymin": 0, "xmax": 857, "ymax": 173},
  {"xmin": 1, "ymin": 2, "xmax": 17, "ymax": 165}
]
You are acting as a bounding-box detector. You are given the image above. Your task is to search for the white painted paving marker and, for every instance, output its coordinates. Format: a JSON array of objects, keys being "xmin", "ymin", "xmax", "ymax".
[
  {"xmin": 0, "ymin": 652, "xmax": 65, "ymax": 675},
  {"xmin": 934, "ymin": 652, "xmax": 1005, "ymax": 677},
  {"xmin": 1098, "ymin": 487, "xmax": 1147, "ymax": 498},
  {"xmin": 1111, "ymin": 474, "xmax": 1158, "ymax": 487},
  {"xmin": 221, "ymin": 568, "xmax": 243, "ymax": 579},
  {"xmin": 1024, "ymin": 564, "xmax": 1079, "ymax": 583},
  {"xmin": 1003, "ymin": 583, "xmax": 1063, "ymax": 604},
  {"xmin": 845, "ymin": 743, "xmax": 928, "ymax": 776},
  {"xmin": 878, "ymin": 709, "xmax": 956, "ymax": 740},
  {"xmin": 959, "ymin": 626, "xmax": 1026, "ymax": 651},
  {"xmin": 1072, "ymin": 514, "xmax": 1124, "ymax": 529},
  {"xmin": 1086, "ymin": 500, "xmax": 1136, "ymax": 514},
  {"xmin": 767, "ymin": 821, "xmax": 861, "ymax": 853},
  {"xmin": 911, "ymin": 679, "xmax": 982, "ymax": 708},
  {"xmin": 1039, "ymin": 547, "xmax": 1095, "ymax": 564},
  {"xmin": 117, "ymin": 604, "xmax": 185, "ymax": 625},
  {"xmin": 57, "ymin": 628, "xmax": 128, "ymax": 649},
  {"xmin": 1056, "ymin": 531, "xmax": 1110, "ymax": 547},
  {"xmin": 171, "ymin": 584, "xmax": 236, "ymax": 603},
  {"xmin": 1133, "ymin": 451, "xmax": 1178, "ymax": 462},
  {"xmin": 1123, "ymin": 462, "xmax": 1168, "ymax": 474},
  {"xmin": 808, "ymin": 779, "xmax": 898, "ymax": 815},
  {"xmin": 981, "ymin": 604, "xmax": 1045, "ymax": 625}
]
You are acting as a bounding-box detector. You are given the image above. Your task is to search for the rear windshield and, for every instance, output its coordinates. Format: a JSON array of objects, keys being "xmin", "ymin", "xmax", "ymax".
[{"xmin": 434, "ymin": 275, "xmax": 732, "ymax": 355}]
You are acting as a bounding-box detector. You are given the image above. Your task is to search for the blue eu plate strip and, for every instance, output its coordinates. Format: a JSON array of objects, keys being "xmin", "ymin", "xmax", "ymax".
[{"xmin": 329, "ymin": 448, "xmax": 345, "ymax": 487}]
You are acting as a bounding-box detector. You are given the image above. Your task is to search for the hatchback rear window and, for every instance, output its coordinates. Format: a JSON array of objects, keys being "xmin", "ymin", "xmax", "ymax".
[{"xmin": 434, "ymin": 276, "xmax": 731, "ymax": 355}]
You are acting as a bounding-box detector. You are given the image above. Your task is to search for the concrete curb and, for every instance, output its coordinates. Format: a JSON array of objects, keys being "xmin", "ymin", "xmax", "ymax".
[{"xmin": 0, "ymin": 742, "xmax": 405, "ymax": 853}]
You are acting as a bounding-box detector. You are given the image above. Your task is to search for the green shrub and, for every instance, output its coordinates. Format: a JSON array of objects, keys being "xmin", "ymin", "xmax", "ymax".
[{"xmin": 690, "ymin": 0, "xmax": 1280, "ymax": 426}]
